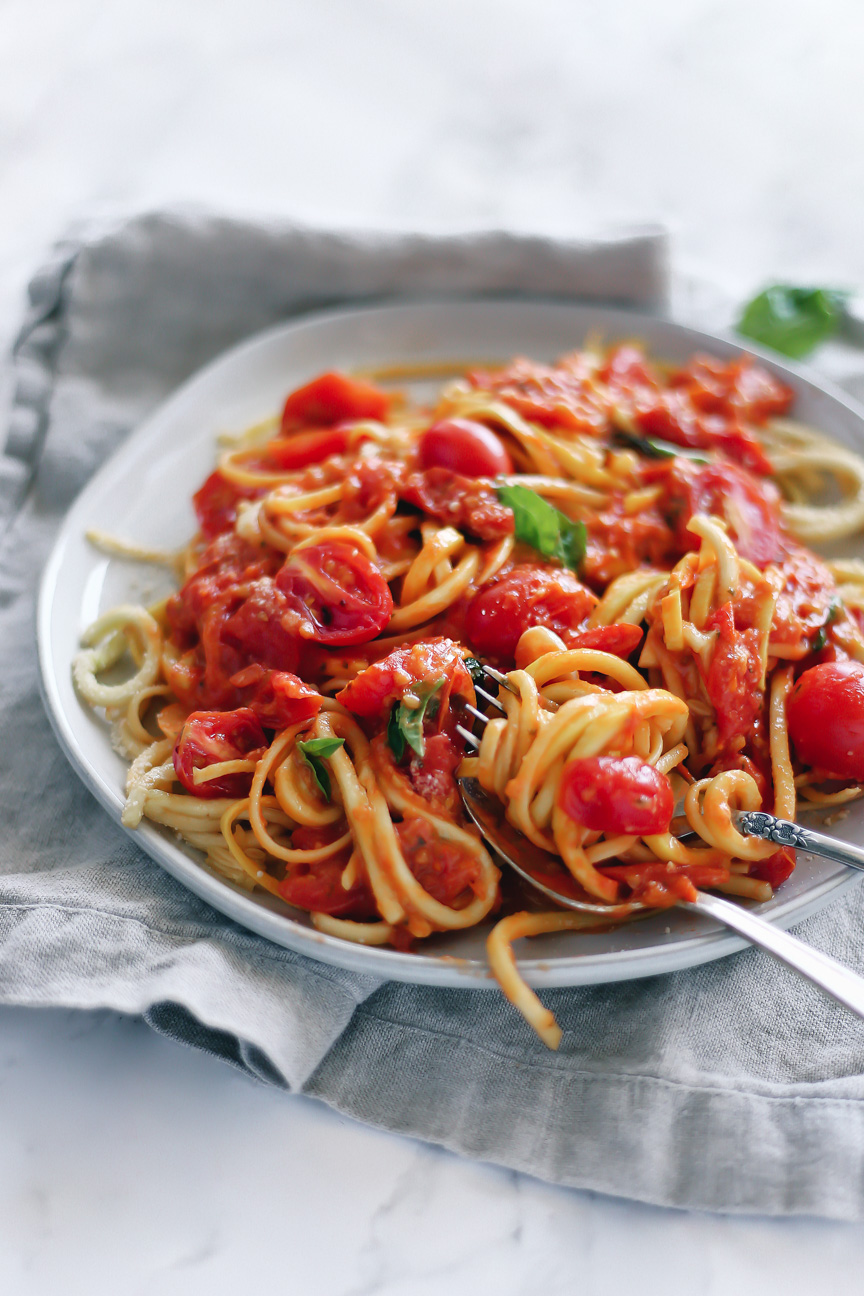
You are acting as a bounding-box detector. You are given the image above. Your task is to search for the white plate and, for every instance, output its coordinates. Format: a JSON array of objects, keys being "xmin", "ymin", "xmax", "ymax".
[{"xmin": 38, "ymin": 299, "xmax": 864, "ymax": 989}]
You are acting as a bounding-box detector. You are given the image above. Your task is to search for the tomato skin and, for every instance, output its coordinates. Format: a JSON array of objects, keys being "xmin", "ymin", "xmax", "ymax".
[
  {"xmin": 558, "ymin": 756, "xmax": 674, "ymax": 836},
  {"xmin": 173, "ymin": 708, "xmax": 266, "ymax": 799},
  {"xmin": 703, "ymin": 603, "xmax": 763, "ymax": 755},
  {"xmin": 281, "ymin": 371, "xmax": 390, "ymax": 430},
  {"xmin": 749, "ymin": 847, "xmax": 796, "ymax": 889},
  {"xmin": 465, "ymin": 565, "xmax": 598, "ymax": 662},
  {"xmin": 193, "ymin": 471, "xmax": 259, "ymax": 539},
  {"xmin": 337, "ymin": 639, "xmax": 471, "ymax": 720},
  {"xmin": 468, "ymin": 356, "xmax": 609, "ymax": 435},
  {"xmin": 279, "ymin": 825, "xmax": 377, "ymax": 918},
  {"xmin": 419, "ymin": 419, "xmax": 513, "ymax": 477},
  {"xmin": 401, "ymin": 468, "xmax": 514, "ymax": 540},
  {"xmin": 787, "ymin": 662, "xmax": 864, "ymax": 779},
  {"xmin": 232, "ymin": 667, "xmax": 322, "ymax": 730},
  {"xmin": 664, "ymin": 460, "xmax": 785, "ymax": 568},
  {"xmin": 275, "ymin": 542, "xmax": 393, "ymax": 647},
  {"xmin": 264, "ymin": 427, "xmax": 349, "ymax": 470},
  {"xmin": 566, "ymin": 623, "xmax": 643, "ymax": 658},
  {"xmin": 394, "ymin": 817, "xmax": 481, "ymax": 907}
]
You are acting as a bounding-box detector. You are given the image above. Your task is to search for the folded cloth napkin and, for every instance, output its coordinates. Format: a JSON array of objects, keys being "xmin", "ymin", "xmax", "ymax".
[{"xmin": 6, "ymin": 210, "xmax": 864, "ymax": 1220}]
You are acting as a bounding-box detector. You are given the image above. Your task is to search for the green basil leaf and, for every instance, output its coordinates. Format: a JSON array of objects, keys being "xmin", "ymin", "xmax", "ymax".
[
  {"xmin": 737, "ymin": 284, "xmax": 850, "ymax": 359},
  {"xmin": 812, "ymin": 597, "xmax": 843, "ymax": 652},
  {"xmin": 297, "ymin": 736, "xmax": 345, "ymax": 801},
  {"xmin": 387, "ymin": 678, "xmax": 444, "ymax": 762},
  {"xmin": 496, "ymin": 482, "xmax": 586, "ymax": 571},
  {"xmin": 614, "ymin": 429, "xmax": 710, "ymax": 464},
  {"xmin": 463, "ymin": 657, "xmax": 486, "ymax": 687},
  {"xmin": 387, "ymin": 703, "xmax": 406, "ymax": 762}
]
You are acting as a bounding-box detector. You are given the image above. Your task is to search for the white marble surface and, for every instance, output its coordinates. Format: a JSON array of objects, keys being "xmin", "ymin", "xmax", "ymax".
[{"xmin": 5, "ymin": 0, "xmax": 864, "ymax": 1290}]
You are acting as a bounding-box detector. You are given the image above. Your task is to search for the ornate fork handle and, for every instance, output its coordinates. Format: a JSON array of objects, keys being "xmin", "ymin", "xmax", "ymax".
[{"xmin": 734, "ymin": 810, "xmax": 864, "ymax": 874}]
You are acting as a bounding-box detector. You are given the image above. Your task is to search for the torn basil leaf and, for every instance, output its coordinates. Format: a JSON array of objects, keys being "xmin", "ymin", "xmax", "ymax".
[
  {"xmin": 387, "ymin": 678, "xmax": 444, "ymax": 762},
  {"xmin": 464, "ymin": 657, "xmax": 486, "ymax": 687},
  {"xmin": 737, "ymin": 285, "xmax": 849, "ymax": 359},
  {"xmin": 496, "ymin": 481, "xmax": 586, "ymax": 571},
  {"xmin": 297, "ymin": 736, "xmax": 345, "ymax": 801},
  {"xmin": 813, "ymin": 597, "xmax": 844, "ymax": 652},
  {"xmin": 615, "ymin": 428, "xmax": 710, "ymax": 464}
]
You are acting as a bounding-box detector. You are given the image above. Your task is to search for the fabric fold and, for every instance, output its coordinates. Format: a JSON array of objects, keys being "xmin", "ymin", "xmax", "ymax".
[{"xmin": 5, "ymin": 209, "xmax": 864, "ymax": 1218}]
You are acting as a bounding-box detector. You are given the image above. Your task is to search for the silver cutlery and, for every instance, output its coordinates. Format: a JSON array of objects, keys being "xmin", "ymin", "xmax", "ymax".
[{"xmin": 456, "ymin": 664, "xmax": 864, "ymax": 1019}]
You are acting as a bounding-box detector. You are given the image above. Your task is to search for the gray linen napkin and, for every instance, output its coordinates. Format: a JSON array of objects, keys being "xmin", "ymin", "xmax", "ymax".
[{"xmin": 6, "ymin": 210, "xmax": 864, "ymax": 1219}]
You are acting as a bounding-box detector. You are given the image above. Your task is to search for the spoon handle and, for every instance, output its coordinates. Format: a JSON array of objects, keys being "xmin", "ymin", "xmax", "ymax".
[
  {"xmin": 734, "ymin": 810, "xmax": 864, "ymax": 874},
  {"xmin": 686, "ymin": 890, "xmax": 864, "ymax": 1018}
]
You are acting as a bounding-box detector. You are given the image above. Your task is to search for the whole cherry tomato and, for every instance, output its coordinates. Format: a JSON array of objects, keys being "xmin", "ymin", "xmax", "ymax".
[
  {"xmin": 419, "ymin": 419, "xmax": 513, "ymax": 477},
  {"xmin": 280, "ymin": 371, "xmax": 391, "ymax": 430},
  {"xmin": 787, "ymin": 661, "xmax": 864, "ymax": 779},
  {"xmin": 558, "ymin": 755, "xmax": 674, "ymax": 836}
]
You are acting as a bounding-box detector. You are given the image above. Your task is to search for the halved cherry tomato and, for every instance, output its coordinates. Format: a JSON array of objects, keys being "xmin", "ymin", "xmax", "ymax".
[
  {"xmin": 275, "ymin": 542, "xmax": 393, "ymax": 646},
  {"xmin": 280, "ymin": 371, "xmax": 391, "ymax": 430},
  {"xmin": 419, "ymin": 419, "xmax": 513, "ymax": 477},
  {"xmin": 558, "ymin": 755, "xmax": 674, "ymax": 835},
  {"xmin": 465, "ymin": 565, "xmax": 598, "ymax": 662},
  {"xmin": 264, "ymin": 427, "xmax": 350, "ymax": 470},
  {"xmin": 173, "ymin": 708, "xmax": 266, "ymax": 799},
  {"xmin": 787, "ymin": 661, "xmax": 864, "ymax": 779}
]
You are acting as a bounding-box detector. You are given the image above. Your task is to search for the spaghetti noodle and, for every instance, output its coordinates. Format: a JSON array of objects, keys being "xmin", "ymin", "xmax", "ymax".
[{"xmin": 74, "ymin": 343, "xmax": 864, "ymax": 1045}]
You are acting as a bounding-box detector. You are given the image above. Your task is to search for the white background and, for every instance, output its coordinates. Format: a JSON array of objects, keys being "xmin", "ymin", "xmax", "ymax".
[{"xmin": 4, "ymin": 1, "xmax": 864, "ymax": 1291}]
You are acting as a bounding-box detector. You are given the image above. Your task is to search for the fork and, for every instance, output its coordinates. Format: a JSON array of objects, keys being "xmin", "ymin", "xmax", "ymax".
[{"xmin": 455, "ymin": 663, "xmax": 864, "ymax": 1020}]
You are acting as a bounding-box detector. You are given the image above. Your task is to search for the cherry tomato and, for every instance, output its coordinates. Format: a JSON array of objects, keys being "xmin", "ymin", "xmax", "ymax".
[
  {"xmin": 401, "ymin": 468, "xmax": 514, "ymax": 540},
  {"xmin": 787, "ymin": 661, "xmax": 864, "ymax": 779},
  {"xmin": 279, "ymin": 826, "xmax": 377, "ymax": 918},
  {"xmin": 222, "ymin": 580, "xmax": 302, "ymax": 674},
  {"xmin": 749, "ymin": 847, "xmax": 796, "ymax": 889},
  {"xmin": 394, "ymin": 817, "xmax": 481, "ymax": 907},
  {"xmin": 419, "ymin": 419, "xmax": 513, "ymax": 477},
  {"xmin": 337, "ymin": 639, "xmax": 471, "ymax": 719},
  {"xmin": 558, "ymin": 755, "xmax": 674, "ymax": 836},
  {"xmin": 407, "ymin": 733, "xmax": 463, "ymax": 815},
  {"xmin": 281, "ymin": 371, "xmax": 391, "ymax": 430},
  {"xmin": 275, "ymin": 542, "xmax": 393, "ymax": 646},
  {"xmin": 467, "ymin": 357, "xmax": 609, "ymax": 434},
  {"xmin": 173, "ymin": 708, "xmax": 266, "ymax": 799},
  {"xmin": 193, "ymin": 471, "xmax": 259, "ymax": 539},
  {"xmin": 264, "ymin": 427, "xmax": 350, "ymax": 471},
  {"xmin": 229, "ymin": 667, "xmax": 322, "ymax": 730},
  {"xmin": 664, "ymin": 460, "xmax": 785, "ymax": 568},
  {"xmin": 465, "ymin": 565, "xmax": 598, "ymax": 662},
  {"xmin": 566, "ymin": 624, "xmax": 643, "ymax": 657}
]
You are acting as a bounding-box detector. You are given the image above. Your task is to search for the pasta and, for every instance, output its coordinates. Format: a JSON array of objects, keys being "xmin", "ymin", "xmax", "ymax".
[{"xmin": 73, "ymin": 344, "xmax": 864, "ymax": 1046}]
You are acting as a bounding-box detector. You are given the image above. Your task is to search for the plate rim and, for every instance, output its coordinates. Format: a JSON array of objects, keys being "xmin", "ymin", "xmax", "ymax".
[{"xmin": 37, "ymin": 295, "xmax": 864, "ymax": 990}]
